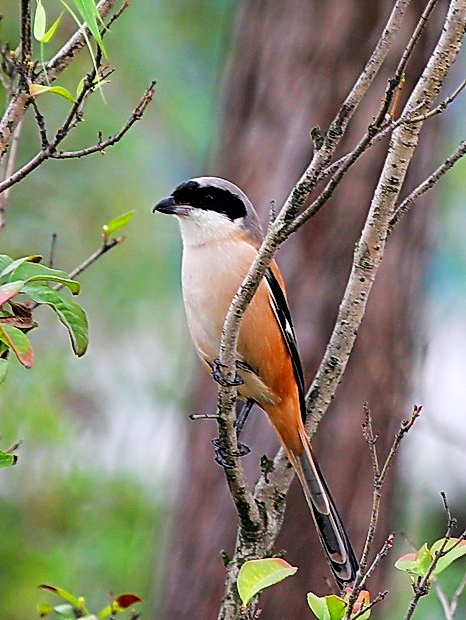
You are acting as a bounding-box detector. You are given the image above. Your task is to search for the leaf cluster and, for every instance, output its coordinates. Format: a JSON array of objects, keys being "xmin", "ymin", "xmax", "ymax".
[
  {"xmin": 38, "ymin": 584, "xmax": 141, "ymax": 620},
  {"xmin": 0, "ymin": 254, "xmax": 89, "ymax": 379}
]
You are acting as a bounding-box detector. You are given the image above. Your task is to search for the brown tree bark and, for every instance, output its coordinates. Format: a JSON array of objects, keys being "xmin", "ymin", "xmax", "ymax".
[{"xmin": 161, "ymin": 1, "xmax": 438, "ymax": 618}]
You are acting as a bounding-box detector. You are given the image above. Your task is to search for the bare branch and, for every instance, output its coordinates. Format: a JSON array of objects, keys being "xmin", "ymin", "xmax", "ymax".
[
  {"xmin": 358, "ymin": 534, "xmax": 395, "ymax": 591},
  {"xmin": 351, "ymin": 590, "xmax": 389, "ymax": 620},
  {"xmin": 393, "ymin": 0, "xmax": 440, "ymax": 91},
  {"xmin": 450, "ymin": 571, "xmax": 466, "ymax": 616},
  {"xmin": 407, "ymin": 78, "xmax": 466, "ymax": 123},
  {"xmin": 434, "ymin": 579, "xmax": 455, "ymax": 620},
  {"xmin": 0, "ymin": 119, "xmax": 23, "ymax": 228},
  {"xmin": 390, "ymin": 140, "xmax": 466, "ymax": 229},
  {"xmin": 51, "ymin": 81, "xmax": 156, "ymax": 159},
  {"xmin": 67, "ymin": 238, "xmax": 121, "ymax": 282},
  {"xmin": 345, "ymin": 407, "xmax": 420, "ymax": 618},
  {"xmin": 20, "ymin": 0, "xmax": 32, "ymax": 65}
]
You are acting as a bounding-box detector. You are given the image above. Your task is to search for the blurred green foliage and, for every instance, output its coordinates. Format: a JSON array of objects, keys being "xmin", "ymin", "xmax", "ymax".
[{"xmin": 0, "ymin": 0, "xmax": 233, "ymax": 617}]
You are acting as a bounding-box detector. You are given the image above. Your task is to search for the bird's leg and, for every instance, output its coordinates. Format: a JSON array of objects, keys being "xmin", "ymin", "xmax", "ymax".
[
  {"xmin": 211, "ymin": 357, "xmax": 245, "ymax": 387},
  {"xmin": 235, "ymin": 399, "xmax": 254, "ymax": 436},
  {"xmin": 211, "ymin": 362, "xmax": 256, "ymax": 467},
  {"xmin": 212, "ymin": 399, "xmax": 254, "ymax": 468}
]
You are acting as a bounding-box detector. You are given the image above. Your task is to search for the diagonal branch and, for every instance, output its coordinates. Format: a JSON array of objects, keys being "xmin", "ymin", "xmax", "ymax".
[
  {"xmin": 51, "ymin": 81, "xmax": 156, "ymax": 159},
  {"xmin": 390, "ymin": 139, "xmax": 466, "ymax": 230}
]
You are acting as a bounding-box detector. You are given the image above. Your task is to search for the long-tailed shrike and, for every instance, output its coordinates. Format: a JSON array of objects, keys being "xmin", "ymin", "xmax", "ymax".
[{"xmin": 153, "ymin": 176, "xmax": 358, "ymax": 587}]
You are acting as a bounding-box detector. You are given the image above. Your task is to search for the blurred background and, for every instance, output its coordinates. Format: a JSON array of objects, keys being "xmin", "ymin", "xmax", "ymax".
[{"xmin": 0, "ymin": 1, "xmax": 465, "ymax": 618}]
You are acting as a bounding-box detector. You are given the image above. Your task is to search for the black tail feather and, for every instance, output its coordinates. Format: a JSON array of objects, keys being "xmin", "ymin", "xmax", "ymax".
[{"xmin": 292, "ymin": 431, "xmax": 359, "ymax": 588}]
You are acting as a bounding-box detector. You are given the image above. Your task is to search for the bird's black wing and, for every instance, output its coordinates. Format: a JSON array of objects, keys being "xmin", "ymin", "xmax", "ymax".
[{"xmin": 265, "ymin": 268, "xmax": 307, "ymax": 421}]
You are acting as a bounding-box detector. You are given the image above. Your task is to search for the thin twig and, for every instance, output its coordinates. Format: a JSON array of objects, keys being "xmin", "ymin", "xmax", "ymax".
[
  {"xmin": 351, "ymin": 590, "xmax": 389, "ymax": 620},
  {"xmin": 0, "ymin": 119, "xmax": 23, "ymax": 228},
  {"xmin": 188, "ymin": 413, "xmax": 219, "ymax": 421},
  {"xmin": 20, "ymin": 0, "xmax": 32, "ymax": 64},
  {"xmin": 404, "ymin": 493, "xmax": 465, "ymax": 620},
  {"xmin": 51, "ymin": 81, "xmax": 156, "ymax": 159},
  {"xmin": 379, "ymin": 405, "xmax": 421, "ymax": 482},
  {"xmin": 345, "ymin": 407, "xmax": 420, "ymax": 618},
  {"xmin": 30, "ymin": 98, "xmax": 49, "ymax": 149},
  {"xmin": 48, "ymin": 233, "xmax": 58, "ymax": 269},
  {"xmin": 406, "ymin": 78, "xmax": 466, "ymax": 123},
  {"xmin": 358, "ymin": 534, "xmax": 395, "ymax": 591},
  {"xmin": 67, "ymin": 238, "xmax": 121, "ymax": 282},
  {"xmin": 390, "ymin": 140, "xmax": 466, "ymax": 230},
  {"xmin": 393, "ymin": 0, "xmax": 440, "ymax": 97},
  {"xmin": 450, "ymin": 571, "xmax": 466, "ymax": 616},
  {"xmin": 30, "ymin": 237, "xmax": 124, "ymax": 311},
  {"xmin": 434, "ymin": 579, "xmax": 454, "ymax": 620}
]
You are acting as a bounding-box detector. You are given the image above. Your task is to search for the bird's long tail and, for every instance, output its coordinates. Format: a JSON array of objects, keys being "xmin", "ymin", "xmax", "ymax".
[{"xmin": 286, "ymin": 427, "xmax": 359, "ymax": 588}]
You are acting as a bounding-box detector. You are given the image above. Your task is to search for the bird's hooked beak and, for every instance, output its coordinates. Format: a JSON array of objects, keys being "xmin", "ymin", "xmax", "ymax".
[{"xmin": 152, "ymin": 195, "xmax": 192, "ymax": 216}]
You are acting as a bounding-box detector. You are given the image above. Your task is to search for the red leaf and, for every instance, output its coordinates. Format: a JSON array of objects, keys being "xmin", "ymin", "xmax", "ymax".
[{"xmin": 113, "ymin": 594, "xmax": 142, "ymax": 610}]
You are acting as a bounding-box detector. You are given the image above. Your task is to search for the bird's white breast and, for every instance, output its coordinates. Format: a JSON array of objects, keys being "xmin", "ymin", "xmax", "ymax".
[{"xmin": 181, "ymin": 238, "xmax": 249, "ymax": 364}]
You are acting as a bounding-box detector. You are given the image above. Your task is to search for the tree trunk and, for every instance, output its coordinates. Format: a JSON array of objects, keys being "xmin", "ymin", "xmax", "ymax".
[{"xmin": 161, "ymin": 1, "xmax": 438, "ymax": 618}]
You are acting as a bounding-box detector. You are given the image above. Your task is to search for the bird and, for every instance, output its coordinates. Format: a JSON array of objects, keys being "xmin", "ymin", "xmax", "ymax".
[{"xmin": 153, "ymin": 176, "xmax": 359, "ymax": 587}]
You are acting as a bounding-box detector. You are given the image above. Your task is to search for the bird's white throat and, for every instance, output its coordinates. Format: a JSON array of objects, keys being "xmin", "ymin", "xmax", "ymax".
[{"xmin": 176, "ymin": 209, "xmax": 241, "ymax": 247}]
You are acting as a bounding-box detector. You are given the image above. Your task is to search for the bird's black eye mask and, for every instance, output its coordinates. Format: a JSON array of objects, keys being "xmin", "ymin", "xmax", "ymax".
[{"xmin": 172, "ymin": 181, "xmax": 247, "ymax": 221}]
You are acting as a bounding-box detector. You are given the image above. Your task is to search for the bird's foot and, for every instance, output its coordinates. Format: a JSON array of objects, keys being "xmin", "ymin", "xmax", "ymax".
[
  {"xmin": 212, "ymin": 437, "xmax": 251, "ymax": 468},
  {"xmin": 211, "ymin": 358, "xmax": 244, "ymax": 387}
]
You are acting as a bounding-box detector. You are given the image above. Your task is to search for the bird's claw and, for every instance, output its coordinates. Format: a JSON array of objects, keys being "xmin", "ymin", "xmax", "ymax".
[
  {"xmin": 211, "ymin": 358, "xmax": 244, "ymax": 387},
  {"xmin": 212, "ymin": 437, "xmax": 251, "ymax": 468}
]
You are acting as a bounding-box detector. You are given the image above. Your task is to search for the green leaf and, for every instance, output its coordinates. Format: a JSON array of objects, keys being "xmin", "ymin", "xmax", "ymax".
[
  {"xmin": 34, "ymin": 0, "xmax": 47, "ymax": 41},
  {"xmin": 395, "ymin": 544, "xmax": 433, "ymax": 577},
  {"xmin": 41, "ymin": 12, "xmax": 63, "ymax": 43},
  {"xmin": 72, "ymin": 0, "xmax": 106, "ymax": 55},
  {"xmin": 0, "ymin": 358, "xmax": 9, "ymax": 385},
  {"xmin": 326, "ymin": 595, "xmax": 347, "ymax": 619},
  {"xmin": 431, "ymin": 538, "xmax": 466, "ymax": 575},
  {"xmin": 0, "ymin": 450, "xmax": 17, "ymax": 468},
  {"xmin": 0, "ymin": 281, "xmax": 25, "ymax": 305},
  {"xmin": 30, "ymin": 84, "xmax": 76, "ymax": 103},
  {"xmin": 39, "ymin": 585, "xmax": 84, "ymax": 611},
  {"xmin": 10, "ymin": 262, "xmax": 80, "ymax": 294},
  {"xmin": 417, "ymin": 543, "xmax": 434, "ymax": 575},
  {"xmin": 0, "ymin": 324, "xmax": 34, "ymax": 368},
  {"xmin": 307, "ymin": 593, "xmax": 346, "ymax": 620},
  {"xmin": 22, "ymin": 283, "xmax": 88, "ymax": 356},
  {"xmin": 307, "ymin": 593, "xmax": 329, "ymax": 620},
  {"xmin": 0, "ymin": 254, "xmax": 42, "ymax": 279},
  {"xmin": 237, "ymin": 558, "xmax": 297, "ymax": 605},
  {"xmin": 102, "ymin": 211, "xmax": 136, "ymax": 238},
  {"xmin": 0, "ymin": 255, "xmax": 13, "ymax": 273}
]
